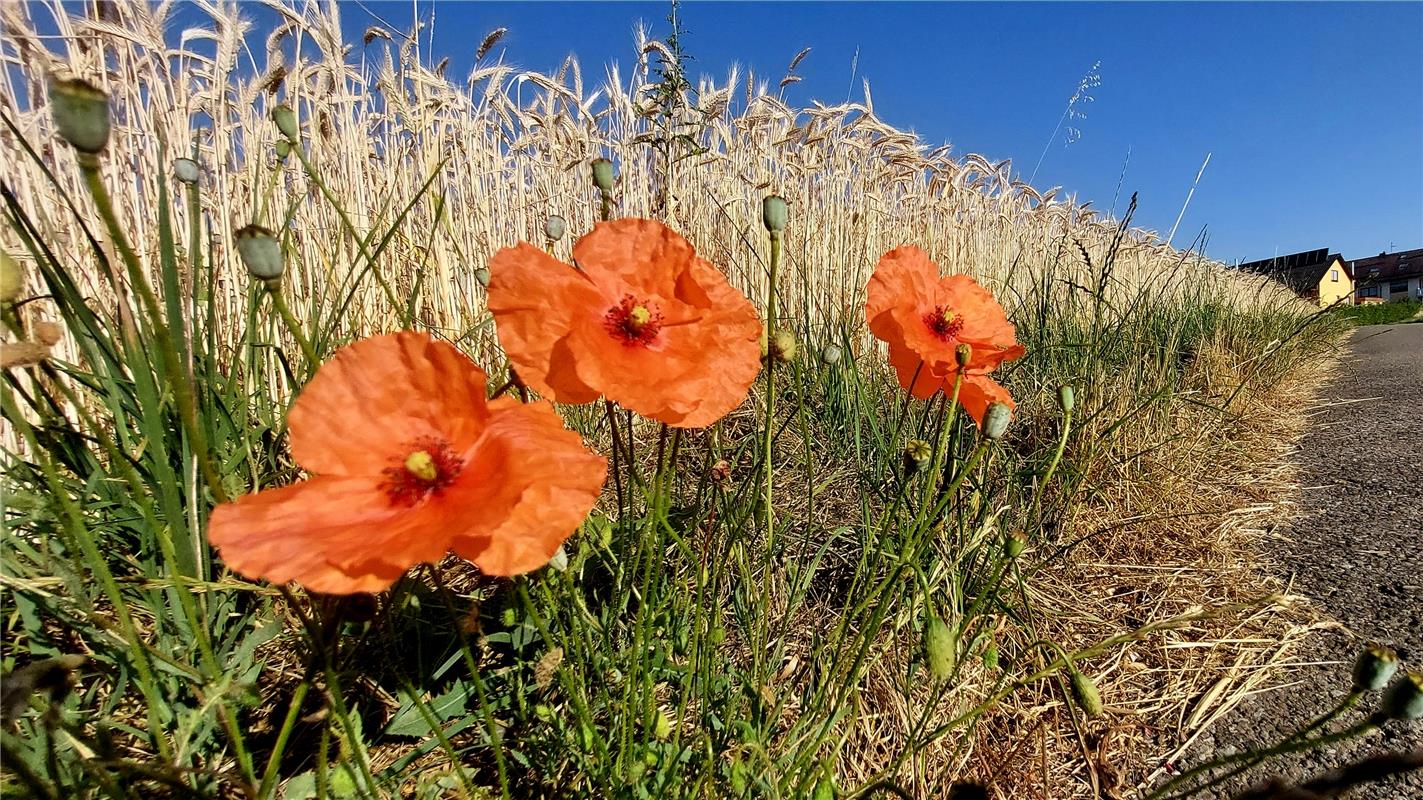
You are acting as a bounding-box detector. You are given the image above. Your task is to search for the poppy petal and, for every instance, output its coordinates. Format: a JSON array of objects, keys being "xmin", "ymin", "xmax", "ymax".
[
  {"xmin": 573, "ymin": 218, "xmax": 696, "ymax": 295},
  {"xmin": 446, "ymin": 400, "xmax": 608, "ymax": 574},
  {"xmin": 288, "ymin": 332, "xmax": 492, "ymax": 477},
  {"xmin": 956, "ymin": 374, "xmax": 1015, "ymax": 427}
]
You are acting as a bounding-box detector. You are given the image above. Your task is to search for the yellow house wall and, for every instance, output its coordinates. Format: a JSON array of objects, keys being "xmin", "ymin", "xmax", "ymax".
[{"xmin": 1317, "ymin": 258, "xmax": 1354, "ymax": 307}]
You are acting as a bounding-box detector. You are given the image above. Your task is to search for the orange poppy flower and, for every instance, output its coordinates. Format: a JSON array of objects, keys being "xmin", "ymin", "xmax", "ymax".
[
  {"xmin": 865, "ymin": 246, "xmax": 1024, "ymax": 425},
  {"xmin": 486, "ymin": 219, "xmax": 761, "ymax": 428},
  {"xmin": 208, "ymin": 332, "xmax": 607, "ymax": 594}
]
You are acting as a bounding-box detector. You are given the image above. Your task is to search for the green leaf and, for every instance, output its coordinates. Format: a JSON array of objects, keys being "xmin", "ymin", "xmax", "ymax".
[{"xmin": 383, "ymin": 680, "xmax": 472, "ymax": 738}]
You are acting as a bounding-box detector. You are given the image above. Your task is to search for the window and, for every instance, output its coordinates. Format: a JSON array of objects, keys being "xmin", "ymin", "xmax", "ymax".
[
  {"xmin": 1360, "ymin": 285, "xmax": 1381, "ymax": 297},
  {"xmin": 1331, "ymin": 269, "xmax": 1339, "ymax": 282},
  {"xmin": 1389, "ymin": 280, "xmax": 1408, "ymax": 294}
]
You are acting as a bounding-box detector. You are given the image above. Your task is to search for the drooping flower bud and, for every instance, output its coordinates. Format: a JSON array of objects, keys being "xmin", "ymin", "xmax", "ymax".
[
  {"xmin": 235, "ymin": 225, "xmax": 284, "ymax": 281},
  {"xmin": 762, "ymin": 195, "xmax": 788, "ymax": 233},
  {"xmin": 820, "ymin": 344, "xmax": 843, "ymax": 366},
  {"xmin": 1069, "ymin": 668, "xmax": 1104, "ymax": 717},
  {"xmin": 1352, "ymin": 644, "xmax": 1400, "ymax": 692},
  {"xmin": 590, "ymin": 158, "xmax": 615, "ymax": 192},
  {"xmin": 271, "ymin": 104, "xmax": 299, "ymax": 140},
  {"xmin": 1004, "ymin": 529, "xmax": 1029, "ymax": 559},
  {"xmin": 1, "ymin": 249, "xmax": 24, "ymax": 304},
  {"xmin": 1057, "ymin": 384, "xmax": 1076, "ymax": 414},
  {"xmin": 48, "ymin": 77, "xmax": 110, "ymax": 154},
  {"xmin": 925, "ymin": 616, "xmax": 956, "ymax": 680},
  {"xmin": 172, "ymin": 157, "xmax": 200, "ymax": 185},
  {"xmin": 902, "ymin": 439, "xmax": 932, "ymax": 476},
  {"xmin": 1381, "ymin": 671, "xmax": 1423, "ymax": 721},
  {"xmin": 544, "ymin": 215, "xmax": 567, "ymax": 242},
  {"xmin": 982, "ymin": 402, "xmax": 1012, "ymax": 440},
  {"xmin": 955, "ymin": 343, "xmax": 972, "ymax": 369}
]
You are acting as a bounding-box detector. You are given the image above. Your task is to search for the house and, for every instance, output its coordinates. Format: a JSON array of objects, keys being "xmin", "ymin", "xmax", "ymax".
[
  {"xmin": 1349, "ymin": 247, "xmax": 1423, "ymax": 304},
  {"xmin": 1236, "ymin": 248, "xmax": 1353, "ymax": 308}
]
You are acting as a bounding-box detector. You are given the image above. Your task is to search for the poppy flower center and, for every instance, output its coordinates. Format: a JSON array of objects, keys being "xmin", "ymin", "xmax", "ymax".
[
  {"xmin": 923, "ymin": 306, "xmax": 965, "ymax": 342},
  {"xmin": 604, "ymin": 294, "xmax": 664, "ymax": 347},
  {"xmin": 380, "ymin": 436, "xmax": 462, "ymax": 506}
]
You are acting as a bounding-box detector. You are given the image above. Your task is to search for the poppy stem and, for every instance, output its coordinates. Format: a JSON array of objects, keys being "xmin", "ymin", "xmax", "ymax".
[{"xmin": 604, "ymin": 400, "xmax": 626, "ymax": 513}]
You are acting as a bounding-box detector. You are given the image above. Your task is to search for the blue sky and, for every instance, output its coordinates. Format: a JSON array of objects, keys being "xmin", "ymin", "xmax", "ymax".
[{"xmin": 319, "ymin": 3, "xmax": 1420, "ymax": 262}]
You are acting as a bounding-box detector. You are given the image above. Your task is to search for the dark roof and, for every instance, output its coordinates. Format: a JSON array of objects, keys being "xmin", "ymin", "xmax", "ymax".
[
  {"xmin": 1236, "ymin": 248, "xmax": 1345, "ymax": 296},
  {"xmin": 1349, "ymin": 247, "xmax": 1423, "ymax": 285}
]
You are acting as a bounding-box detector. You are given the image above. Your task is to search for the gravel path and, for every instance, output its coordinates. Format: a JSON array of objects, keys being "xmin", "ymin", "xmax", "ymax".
[{"xmin": 1173, "ymin": 321, "xmax": 1423, "ymax": 798}]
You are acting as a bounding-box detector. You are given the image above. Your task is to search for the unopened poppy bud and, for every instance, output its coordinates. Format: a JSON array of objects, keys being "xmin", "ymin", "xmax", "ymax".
[
  {"xmin": 48, "ymin": 77, "xmax": 110, "ymax": 154},
  {"xmin": 771, "ymin": 329, "xmax": 797, "ymax": 363},
  {"xmin": 1353, "ymin": 644, "xmax": 1400, "ymax": 692},
  {"xmin": 544, "ymin": 215, "xmax": 567, "ymax": 242},
  {"xmin": 474, "ymin": 267, "xmax": 491, "ymax": 287},
  {"xmin": 1069, "ymin": 669, "xmax": 1104, "ymax": 717},
  {"xmin": 1057, "ymin": 385, "xmax": 1076, "ymax": 414},
  {"xmin": 1004, "ymin": 529, "xmax": 1029, "ymax": 559},
  {"xmin": 955, "ymin": 343, "xmax": 972, "ymax": 368},
  {"xmin": 653, "ymin": 707, "xmax": 672, "ymax": 740},
  {"xmin": 811, "ymin": 768, "xmax": 836, "ymax": 800},
  {"xmin": 925, "ymin": 616, "xmax": 956, "ymax": 680},
  {"xmin": 762, "ymin": 195, "xmax": 788, "ymax": 233},
  {"xmin": 271, "ymin": 104, "xmax": 299, "ymax": 140},
  {"xmin": 1381, "ymin": 671, "xmax": 1423, "ymax": 721},
  {"xmin": 903, "ymin": 439, "xmax": 932, "ymax": 476},
  {"xmin": 274, "ymin": 139, "xmax": 292, "ymax": 162},
  {"xmin": 1, "ymin": 250, "xmax": 23, "ymax": 304},
  {"xmin": 173, "ymin": 157, "xmax": 200, "ymax": 185},
  {"xmin": 982, "ymin": 402, "xmax": 1012, "ymax": 440},
  {"xmin": 590, "ymin": 158, "xmax": 615, "ymax": 192},
  {"xmin": 235, "ymin": 225, "xmax": 284, "ymax": 281},
  {"xmin": 982, "ymin": 642, "xmax": 999, "ymax": 670},
  {"xmin": 821, "ymin": 344, "xmax": 843, "ymax": 366}
]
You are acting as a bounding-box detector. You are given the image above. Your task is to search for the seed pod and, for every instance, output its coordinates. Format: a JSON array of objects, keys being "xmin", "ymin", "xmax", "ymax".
[
  {"xmin": 544, "ymin": 215, "xmax": 567, "ymax": 242},
  {"xmin": 762, "ymin": 195, "xmax": 788, "ymax": 233},
  {"xmin": 271, "ymin": 104, "xmax": 299, "ymax": 139},
  {"xmin": 770, "ymin": 329, "xmax": 797, "ymax": 363},
  {"xmin": 590, "ymin": 158, "xmax": 615, "ymax": 192},
  {"xmin": 902, "ymin": 439, "xmax": 932, "ymax": 476},
  {"xmin": 173, "ymin": 157, "xmax": 200, "ymax": 185},
  {"xmin": 48, "ymin": 77, "xmax": 110, "ymax": 154},
  {"xmin": 925, "ymin": 616, "xmax": 956, "ymax": 680},
  {"xmin": 955, "ymin": 343, "xmax": 972, "ymax": 368},
  {"xmin": 548, "ymin": 545, "xmax": 568, "ymax": 572},
  {"xmin": 1381, "ymin": 671, "xmax": 1423, "ymax": 721},
  {"xmin": 0, "ymin": 250, "xmax": 23, "ymax": 304},
  {"xmin": 235, "ymin": 225, "xmax": 284, "ymax": 281},
  {"xmin": 1069, "ymin": 669, "xmax": 1104, "ymax": 717},
  {"xmin": 820, "ymin": 344, "xmax": 843, "ymax": 366},
  {"xmin": 1057, "ymin": 384, "xmax": 1076, "ymax": 414},
  {"xmin": 982, "ymin": 401, "xmax": 1012, "ymax": 440},
  {"xmin": 474, "ymin": 267, "xmax": 491, "ymax": 287},
  {"xmin": 1352, "ymin": 644, "xmax": 1400, "ymax": 692}
]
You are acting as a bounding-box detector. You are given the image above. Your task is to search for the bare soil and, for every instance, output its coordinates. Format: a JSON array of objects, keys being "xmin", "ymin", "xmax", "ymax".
[{"xmin": 1175, "ymin": 322, "xmax": 1423, "ymax": 797}]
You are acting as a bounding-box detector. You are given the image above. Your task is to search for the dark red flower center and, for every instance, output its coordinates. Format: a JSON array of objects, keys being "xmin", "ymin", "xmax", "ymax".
[
  {"xmin": 604, "ymin": 294, "xmax": 664, "ymax": 347},
  {"xmin": 380, "ymin": 436, "xmax": 462, "ymax": 506},
  {"xmin": 923, "ymin": 305, "xmax": 965, "ymax": 342}
]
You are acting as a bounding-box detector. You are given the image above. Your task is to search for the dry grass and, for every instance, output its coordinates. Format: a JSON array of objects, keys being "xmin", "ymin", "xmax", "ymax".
[{"xmin": 0, "ymin": 2, "xmax": 1337, "ymax": 797}]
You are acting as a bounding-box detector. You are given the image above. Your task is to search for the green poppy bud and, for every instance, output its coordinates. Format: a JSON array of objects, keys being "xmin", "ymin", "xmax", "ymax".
[
  {"xmin": 274, "ymin": 139, "xmax": 292, "ymax": 162},
  {"xmin": 1057, "ymin": 384, "xmax": 1076, "ymax": 414},
  {"xmin": 955, "ymin": 343, "xmax": 972, "ymax": 368},
  {"xmin": 271, "ymin": 104, "xmax": 299, "ymax": 140},
  {"xmin": 1004, "ymin": 530, "xmax": 1029, "ymax": 559},
  {"xmin": 653, "ymin": 708, "xmax": 672, "ymax": 740},
  {"xmin": 172, "ymin": 157, "xmax": 200, "ymax": 185},
  {"xmin": 1352, "ymin": 644, "xmax": 1400, "ymax": 692},
  {"xmin": 1069, "ymin": 669, "xmax": 1104, "ymax": 717},
  {"xmin": 902, "ymin": 438, "xmax": 933, "ymax": 476},
  {"xmin": 544, "ymin": 215, "xmax": 567, "ymax": 242},
  {"xmin": 811, "ymin": 769, "xmax": 836, "ymax": 800},
  {"xmin": 821, "ymin": 344, "xmax": 843, "ymax": 365},
  {"xmin": 762, "ymin": 195, "xmax": 788, "ymax": 233},
  {"xmin": 925, "ymin": 616, "xmax": 956, "ymax": 680},
  {"xmin": 982, "ymin": 401, "xmax": 1012, "ymax": 440},
  {"xmin": 48, "ymin": 77, "xmax": 110, "ymax": 154},
  {"xmin": 1, "ymin": 249, "xmax": 24, "ymax": 304},
  {"xmin": 1381, "ymin": 671, "xmax": 1423, "ymax": 721},
  {"xmin": 235, "ymin": 225, "xmax": 284, "ymax": 281},
  {"xmin": 591, "ymin": 158, "xmax": 615, "ymax": 192}
]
